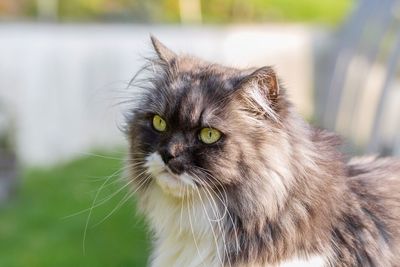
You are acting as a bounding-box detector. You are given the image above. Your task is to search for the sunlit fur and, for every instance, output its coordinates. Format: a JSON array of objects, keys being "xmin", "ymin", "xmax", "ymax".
[{"xmin": 125, "ymin": 37, "xmax": 400, "ymax": 267}]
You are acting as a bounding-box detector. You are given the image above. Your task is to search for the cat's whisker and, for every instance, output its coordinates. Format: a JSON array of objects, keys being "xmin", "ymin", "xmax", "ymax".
[
  {"xmin": 85, "ymin": 177, "xmax": 126, "ymax": 194},
  {"xmin": 82, "ymin": 166, "xmax": 120, "ymax": 254},
  {"xmin": 125, "ymin": 162, "xmax": 147, "ymax": 169},
  {"xmin": 199, "ymin": 180, "xmax": 227, "ymax": 222},
  {"xmin": 194, "ymin": 180, "xmax": 226, "ymax": 265},
  {"xmin": 79, "ymin": 150, "xmax": 145, "ymax": 160},
  {"xmin": 186, "ymin": 186, "xmax": 207, "ymax": 267},
  {"xmin": 205, "ymin": 177, "xmax": 240, "ymax": 255},
  {"xmin": 83, "ymin": 149, "xmax": 127, "ymax": 156},
  {"xmin": 192, "ymin": 167, "xmax": 229, "ymax": 205},
  {"xmin": 81, "ymin": 166, "xmax": 150, "ymax": 253},
  {"xmin": 65, "ymin": 166, "xmax": 125, "ymax": 220},
  {"xmin": 65, "ymin": 166, "xmax": 146, "ymax": 219},
  {"xmin": 83, "ymin": 175, "xmax": 117, "ymax": 183},
  {"xmin": 179, "ymin": 184, "xmax": 185, "ymax": 235},
  {"xmin": 190, "ymin": 173, "xmax": 226, "ymax": 222},
  {"xmin": 203, "ymin": 180, "xmax": 227, "ymax": 220},
  {"xmin": 77, "ymin": 152, "xmax": 126, "ymax": 161},
  {"xmin": 203, "ymin": 188, "xmax": 234, "ymax": 267},
  {"xmin": 192, "ymin": 174, "xmax": 233, "ymax": 267},
  {"xmin": 92, "ymin": 174, "xmax": 152, "ymax": 227},
  {"xmin": 196, "ymin": 168, "xmax": 230, "ymax": 206},
  {"xmin": 192, "ymin": 167, "xmax": 240, "ymax": 255}
]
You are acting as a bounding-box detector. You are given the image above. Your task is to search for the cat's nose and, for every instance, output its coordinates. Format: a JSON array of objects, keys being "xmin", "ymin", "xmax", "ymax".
[
  {"xmin": 160, "ymin": 150, "xmax": 174, "ymax": 164},
  {"xmin": 159, "ymin": 149, "xmax": 185, "ymax": 174},
  {"xmin": 160, "ymin": 139, "xmax": 185, "ymax": 164}
]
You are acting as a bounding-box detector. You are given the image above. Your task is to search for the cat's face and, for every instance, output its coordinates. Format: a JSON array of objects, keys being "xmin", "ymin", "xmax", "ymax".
[{"xmin": 128, "ymin": 37, "xmax": 285, "ymax": 198}]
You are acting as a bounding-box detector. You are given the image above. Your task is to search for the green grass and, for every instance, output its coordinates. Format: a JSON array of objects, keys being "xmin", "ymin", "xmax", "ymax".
[{"xmin": 0, "ymin": 152, "xmax": 150, "ymax": 267}]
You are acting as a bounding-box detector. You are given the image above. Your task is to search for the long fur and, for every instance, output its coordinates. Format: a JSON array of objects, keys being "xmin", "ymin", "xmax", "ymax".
[{"xmin": 125, "ymin": 38, "xmax": 400, "ymax": 267}]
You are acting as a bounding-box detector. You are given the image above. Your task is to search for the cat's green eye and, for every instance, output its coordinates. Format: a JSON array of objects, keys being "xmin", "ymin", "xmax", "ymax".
[
  {"xmin": 199, "ymin": 128, "xmax": 221, "ymax": 144},
  {"xmin": 152, "ymin": 115, "xmax": 167, "ymax": 132}
]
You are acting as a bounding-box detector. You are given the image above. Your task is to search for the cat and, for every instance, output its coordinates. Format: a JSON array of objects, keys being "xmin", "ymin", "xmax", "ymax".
[{"xmin": 125, "ymin": 36, "xmax": 400, "ymax": 267}]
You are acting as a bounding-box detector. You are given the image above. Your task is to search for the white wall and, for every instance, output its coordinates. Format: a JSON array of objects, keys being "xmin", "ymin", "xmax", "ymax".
[{"xmin": 0, "ymin": 24, "xmax": 319, "ymax": 166}]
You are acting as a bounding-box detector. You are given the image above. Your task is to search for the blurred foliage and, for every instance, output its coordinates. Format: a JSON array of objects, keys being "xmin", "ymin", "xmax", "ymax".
[
  {"xmin": 0, "ymin": 152, "xmax": 150, "ymax": 267},
  {"xmin": 0, "ymin": 0, "xmax": 354, "ymax": 24},
  {"xmin": 202, "ymin": 0, "xmax": 353, "ymax": 24},
  {"xmin": 0, "ymin": 103, "xmax": 15, "ymax": 153}
]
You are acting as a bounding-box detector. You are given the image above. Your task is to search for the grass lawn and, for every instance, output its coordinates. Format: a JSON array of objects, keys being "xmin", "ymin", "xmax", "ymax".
[{"xmin": 0, "ymin": 152, "xmax": 150, "ymax": 267}]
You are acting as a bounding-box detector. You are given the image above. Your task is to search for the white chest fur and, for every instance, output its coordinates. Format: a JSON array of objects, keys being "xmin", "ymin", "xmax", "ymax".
[
  {"xmin": 274, "ymin": 255, "xmax": 326, "ymax": 267},
  {"xmin": 142, "ymin": 185, "xmax": 225, "ymax": 267}
]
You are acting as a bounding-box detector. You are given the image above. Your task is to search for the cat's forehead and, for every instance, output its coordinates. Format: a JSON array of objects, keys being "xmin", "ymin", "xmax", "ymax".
[
  {"xmin": 167, "ymin": 75, "xmax": 227, "ymax": 127},
  {"xmin": 153, "ymin": 62, "xmax": 236, "ymax": 129}
]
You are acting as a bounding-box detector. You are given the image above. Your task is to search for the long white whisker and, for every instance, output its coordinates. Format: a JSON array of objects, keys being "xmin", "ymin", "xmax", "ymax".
[
  {"xmin": 192, "ymin": 175, "xmax": 227, "ymax": 222},
  {"xmin": 186, "ymin": 186, "xmax": 207, "ymax": 267},
  {"xmin": 64, "ymin": 166, "xmax": 146, "ymax": 219},
  {"xmin": 207, "ymin": 175, "xmax": 240, "ymax": 256},
  {"xmin": 77, "ymin": 152, "xmax": 126, "ymax": 160},
  {"xmin": 179, "ymin": 184, "xmax": 184, "ymax": 235},
  {"xmin": 192, "ymin": 167, "xmax": 241, "ymax": 255},
  {"xmin": 195, "ymin": 175, "xmax": 231, "ymax": 266},
  {"xmin": 92, "ymin": 174, "xmax": 152, "ymax": 227},
  {"xmin": 82, "ymin": 166, "xmax": 119, "ymax": 254},
  {"xmin": 193, "ymin": 182, "xmax": 225, "ymax": 266}
]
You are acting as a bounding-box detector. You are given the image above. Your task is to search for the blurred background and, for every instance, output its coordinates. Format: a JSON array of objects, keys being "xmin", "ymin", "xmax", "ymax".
[{"xmin": 0, "ymin": 0, "xmax": 399, "ymax": 266}]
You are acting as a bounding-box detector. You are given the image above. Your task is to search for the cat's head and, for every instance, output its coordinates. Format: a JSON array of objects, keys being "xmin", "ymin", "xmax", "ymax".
[{"xmin": 127, "ymin": 37, "xmax": 291, "ymax": 199}]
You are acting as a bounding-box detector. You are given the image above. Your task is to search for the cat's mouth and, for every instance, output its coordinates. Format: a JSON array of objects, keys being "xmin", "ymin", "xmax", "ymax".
[
  {"xmin": 163, "ymin": 167, "xmax": 179, "ymax": 179},
  {"xmin": 154, "ymin": 170, "xmax": 196, "ymax": 198},
  {"xmin": 144, "ymin": 152, "xmax": 195, "ymax": 198}
]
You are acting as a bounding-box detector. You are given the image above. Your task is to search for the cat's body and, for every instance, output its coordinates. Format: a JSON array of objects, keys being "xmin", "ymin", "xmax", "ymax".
[{"xmin": 126, "ymin": 37, "xmax": 400, "ymax": 267}]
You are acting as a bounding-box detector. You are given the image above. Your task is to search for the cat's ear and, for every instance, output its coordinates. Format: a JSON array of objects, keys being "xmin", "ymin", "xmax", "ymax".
[
  {"xmin": 240, "ymin": 66, "xmax": 280, "ymax": 101},
  {"xmin": 150, "ymin": 35, "xmax": 176, "ymax": 63},
  {"xmin": 235, "ymin": 66, "xmax": 280, "ymax": 120}
]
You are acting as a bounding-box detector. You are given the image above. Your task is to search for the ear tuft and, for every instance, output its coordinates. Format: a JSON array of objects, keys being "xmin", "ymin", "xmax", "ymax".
[
  {"xmin": 247, "ymin": 66, "xmax": 279, "ymax": 101},
  {"xmin": 150, "ymin": 35, "xmax": 176, "ymax": 63},
  {"xmin": 235, "ymin": 66, "xmax": 281, "ymax": 121}
]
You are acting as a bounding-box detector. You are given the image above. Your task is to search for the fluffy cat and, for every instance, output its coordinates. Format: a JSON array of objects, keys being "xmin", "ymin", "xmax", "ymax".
[{"xmin": 125, "ymin": 36, "xmax": 400, "ymax": 267}]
